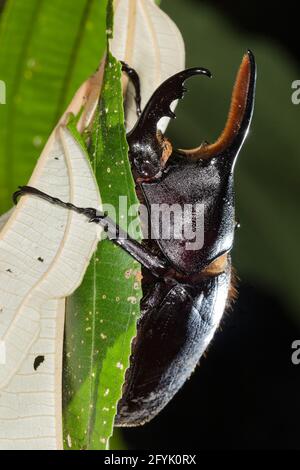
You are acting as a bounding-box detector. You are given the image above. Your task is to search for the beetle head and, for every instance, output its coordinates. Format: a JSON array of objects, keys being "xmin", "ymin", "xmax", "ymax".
[
  {"xmin": 127, "ymin": 67, "xmax": 211, "ymax": 179},
  {"xmin": 127, "ymin": 131, "xmax": 166, "ymax": 179}
]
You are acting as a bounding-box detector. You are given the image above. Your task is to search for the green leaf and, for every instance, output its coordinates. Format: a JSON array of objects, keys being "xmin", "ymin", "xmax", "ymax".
[
  {"xmin": 63, "ymin": 9, "xmax": 142, "ymax": 451},
  {"xmin": 0, "ymin": 0, "xmax": 108, "ymax": 214}
]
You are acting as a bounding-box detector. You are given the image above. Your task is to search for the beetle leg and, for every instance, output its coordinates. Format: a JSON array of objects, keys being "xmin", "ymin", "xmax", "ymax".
[
  {"xmin": 13, "ymin": 185, "xmax": 169, "ymax": 278},
  {"xmin": 13, "ymin": 185, "xmax": 102, "ymax": 220},
  {"xmin": 121, "ymin": 61, "xmax": 142, "ymax": 118}
]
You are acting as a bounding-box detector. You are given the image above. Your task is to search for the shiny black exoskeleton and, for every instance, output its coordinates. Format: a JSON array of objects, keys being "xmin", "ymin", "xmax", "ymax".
[{"xmin": 14, "ymin": 52, "xmax": 256, "ymax": 427}]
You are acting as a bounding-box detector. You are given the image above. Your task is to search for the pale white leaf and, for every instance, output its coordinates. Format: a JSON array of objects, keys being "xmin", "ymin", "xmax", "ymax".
[
  {"xmin": 0, "ymin": 210, "xmax": 13, "ymax": 231},
  {"xmin": 112, "ymin": 0, "xmax": 185, "ymax": 132}
]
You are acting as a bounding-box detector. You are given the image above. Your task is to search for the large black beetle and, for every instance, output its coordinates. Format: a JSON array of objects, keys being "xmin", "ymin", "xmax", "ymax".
[{"xmin": 14, "ymin": 51, "xmax": 256, "ymax": 426}]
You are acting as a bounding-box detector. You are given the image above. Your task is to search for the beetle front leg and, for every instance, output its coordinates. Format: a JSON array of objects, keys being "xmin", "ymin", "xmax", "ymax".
[
  {"xmin": 121, "ymin": 61, "xmax": 142, "ymax": 118},
  {"xmin": 13, "ymin": 185, "xmax": 101, "ymax": 220},
  {"xmin": 13, "ymin": 185, "xmax": 169, "ymax": 278}
]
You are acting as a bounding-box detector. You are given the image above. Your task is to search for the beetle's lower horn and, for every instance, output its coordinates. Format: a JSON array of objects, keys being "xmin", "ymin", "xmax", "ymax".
[{"xmin": 179, "ymin": 50, "xmax": 256, "ymax": 162}]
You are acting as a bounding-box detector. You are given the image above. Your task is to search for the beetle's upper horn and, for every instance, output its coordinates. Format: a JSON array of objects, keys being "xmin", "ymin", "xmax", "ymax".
[
  {"xmin": 127, "ymin": 67, "xmax": 211, "ymax": 142},
  {"xmin": 179, "ymin": 50, "xmax": 256, "ymax": 162}
]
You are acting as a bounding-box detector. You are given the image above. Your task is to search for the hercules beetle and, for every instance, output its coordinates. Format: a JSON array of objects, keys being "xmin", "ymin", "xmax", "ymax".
[{"xmin": 14, "ymin": 51, "xmax": 256, "ymax": 426}]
